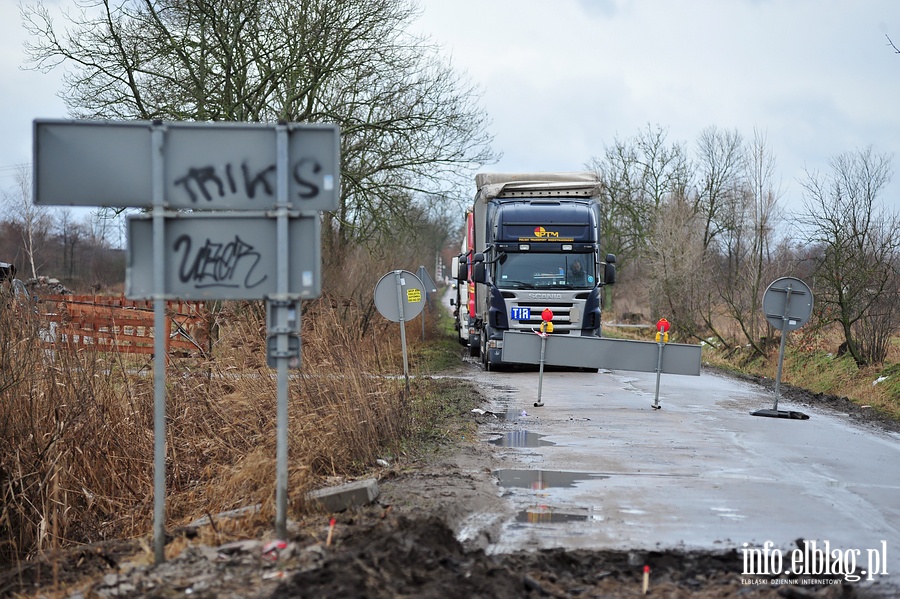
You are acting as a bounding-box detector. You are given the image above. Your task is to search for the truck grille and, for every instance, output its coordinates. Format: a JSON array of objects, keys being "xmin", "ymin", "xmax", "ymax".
[{"xmin": 511, "ymin": 301, "xmax": 577, "ymax": 329}]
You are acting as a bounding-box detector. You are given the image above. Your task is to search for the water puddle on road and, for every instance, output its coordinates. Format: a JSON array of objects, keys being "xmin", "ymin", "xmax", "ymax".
[
  {"xmin": 515, "ymin": 509, "xmax": 589, "ymax": 523},
  {"xmin": 494, "ymin": 469, "xmax": 609, "ymax": 489},
  {"xmin": 488, "ymin": 431, "xmax": 555, "ymax": 448}
]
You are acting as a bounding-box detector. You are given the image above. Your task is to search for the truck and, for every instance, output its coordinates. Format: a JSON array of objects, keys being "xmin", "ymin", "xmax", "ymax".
[
  {"xmin": 459, "ymin": 172, "xmax": 616, "ymax": 370},
  {"xmin": 451, "ymin": 211, "xmax": 482, "ymax": 356},
  {"xmin": 449, "ymin": 217, "xmax": 470, "ymax": 349}
]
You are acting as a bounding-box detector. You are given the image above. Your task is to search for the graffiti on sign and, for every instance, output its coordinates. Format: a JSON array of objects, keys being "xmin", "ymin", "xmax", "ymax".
[
  {"xmin": 173, "ymin": 158, "xmax": 324, "ymax": 204},
  {"xmin": 173, "ymin": 234, "xmax": 267, "ymax": 289}
]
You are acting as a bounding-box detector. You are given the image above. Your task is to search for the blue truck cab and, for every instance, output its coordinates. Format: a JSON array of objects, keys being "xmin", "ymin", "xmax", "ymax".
[{"xmin": 468, "ymin": 173, "xmax": 615, "ymax": 370}]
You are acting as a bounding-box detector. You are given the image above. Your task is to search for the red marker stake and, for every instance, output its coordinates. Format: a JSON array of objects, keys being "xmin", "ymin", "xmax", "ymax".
[
  {"xmin": 326, "ymin": 517, "xmax": 336, "ymax": 546},
  {"xmin": 642, "ymin": 565, "xmax": 650, "ymax": 594}
]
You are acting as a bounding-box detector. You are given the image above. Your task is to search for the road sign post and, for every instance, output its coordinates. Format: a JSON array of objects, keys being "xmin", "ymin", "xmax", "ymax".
[
  {"xmin": 273, "ymin": 124, "xmax": 290, "ymax": 540},
  {"xmin": 534, "ymin": 308, "xmax": 554, "ymax": 408},
  {"xmin": 151, "ymin": 123, "xmax": 167, "ymax": 563},
  {"xmin": 653, "ymin": 318, "xmax": 671, "ymax": 410},
  {"xmin": 753, "ymin": 277, "xmax": 814, "ymax": 420},
  {"xmin": 373, "ymin": 270, "xmax": 426, "ymax": 390},
  {"xmin": 33, "ymin": 119, "xmax": 338, "ymax": 562}
]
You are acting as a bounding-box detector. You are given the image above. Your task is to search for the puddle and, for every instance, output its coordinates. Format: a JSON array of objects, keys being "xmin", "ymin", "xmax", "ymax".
[
  {"xmin": 516, "ymin": 509, "xmax": 588, "ymax": 523},
  {"xmin": 504, "ymin": 408, "xmax": 529, "ymax": 421},
  {"xmin": 711, "ymin": 507, "xmax": 746, "ymax": 520},
  {"xmin": 488, "ymin": 431, "xmax": 555, "ymax": 448},
  {"xmin": 494, "ymin": 469, "xmax": 610, "ymax": 489}
]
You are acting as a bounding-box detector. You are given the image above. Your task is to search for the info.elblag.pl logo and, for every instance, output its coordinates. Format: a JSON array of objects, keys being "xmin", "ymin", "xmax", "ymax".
[{"xmin": 741, "ymin": 540, "xmax": 889, "ymax": 583}]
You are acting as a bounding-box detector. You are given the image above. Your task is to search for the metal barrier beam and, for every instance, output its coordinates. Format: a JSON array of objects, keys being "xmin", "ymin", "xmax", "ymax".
[{"xmin": 501, "ymin": 332, "xmax": 701, "ymax": 376}]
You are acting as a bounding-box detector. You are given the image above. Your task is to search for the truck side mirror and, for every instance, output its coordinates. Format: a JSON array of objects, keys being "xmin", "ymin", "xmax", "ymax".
[
  {"xmin": 604, "ymin": 253, "xmax": 617, "ymax": 285},
  {"xmin": 604, "ymin": 263, "xmax": 616, "ymax": 285},
  {"xmin": 451, "ymin": 256, "xmax": 463, "ymax": 282},
  {"xmin": 473, "ymin": 262, "xmax": 486, "ymax": 284}
]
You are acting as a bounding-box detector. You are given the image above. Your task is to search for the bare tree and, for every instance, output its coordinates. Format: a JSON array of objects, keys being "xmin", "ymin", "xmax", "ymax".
[
  {"xmin": 692, "ymin": 126, "xmax": 746, "ymax": 346},
  {"xmin": 800, "ymin": 146, "xmax": 900, "ymax": 366},
  {"xmin": 645, "ymin": 192, "xmax": 706, "ymax": 338},
  {"xmin": 887, "ymin": 34, "xmax": 900, "ymax": 54},
  {"xmin": 694, "ymin": 126, "xmax": 745, "ymax": 250},
  {"xmin": 1, "ymin": 166, "xmax": 53, "ymax": 279},
  {"xmin": 714, "ymin": 130, "xmax": 782, "ymax": 355},
  {"xmin": 56, "ymin": 209, "xmax": 86, "ymax": 279},
  {"xmin": 22, "ymin": 0, "xmax": 496, "ymax": 260},
  {"xmin": 590, "ymin": 124, "xmax": 692, "ymax": 268}
]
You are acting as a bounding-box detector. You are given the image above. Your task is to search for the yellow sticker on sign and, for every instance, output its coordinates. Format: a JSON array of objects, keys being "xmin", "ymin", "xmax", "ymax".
[{"xmin": 407, "ymin": 288, "xmax": 422, "ymax": 303}]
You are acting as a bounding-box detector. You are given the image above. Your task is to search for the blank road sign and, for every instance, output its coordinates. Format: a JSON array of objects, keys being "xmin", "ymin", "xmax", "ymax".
[
  {"xmin": 33, "ymin": 120, "xmax": 153, "ymax": 208},
  {"xmin": 126, "ymin": 213, "xmax": 321, "ymax": 300},
  {"xmin": 763, "ymin": 277, "xmax": 813, "ymax": 331},
  {"xmin": 34, "ymin": 119, "xmax": 340, "ymax": 211}
]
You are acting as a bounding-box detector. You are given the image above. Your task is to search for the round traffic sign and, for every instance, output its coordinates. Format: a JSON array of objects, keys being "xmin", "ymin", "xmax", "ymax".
[
  {"xmin": 374, "ymin": 270, "xmax": 426, "ymax": 323},
  {"xmin": 762, "ymin": 277, "xmax": 813, "ymax": 331}
]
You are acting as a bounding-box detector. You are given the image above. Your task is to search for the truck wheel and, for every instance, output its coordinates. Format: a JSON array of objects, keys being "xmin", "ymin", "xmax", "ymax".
[{"xmin": 481, "ymin": 327, "xmax": 491, "ymax": 371}]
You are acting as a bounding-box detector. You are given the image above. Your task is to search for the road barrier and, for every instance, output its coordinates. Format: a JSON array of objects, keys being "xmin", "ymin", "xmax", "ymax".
[{"xmin": 40, "ymin": 295, "xmax": 208, "ymax": 356}]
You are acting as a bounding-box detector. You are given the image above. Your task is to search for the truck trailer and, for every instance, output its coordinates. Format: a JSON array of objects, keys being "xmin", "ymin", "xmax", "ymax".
[
  {"xmin": 449, "ymin": 216, "xmax": 471, "ymax": 349},
  {"xmin": 460, "ymin": 172, "xmax": 616, "ymax": 370}
]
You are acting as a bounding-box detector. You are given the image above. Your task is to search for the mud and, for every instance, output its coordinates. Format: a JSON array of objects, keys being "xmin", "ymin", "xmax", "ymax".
[{"xmin": 3, "ymin": 368, "xmax": 898, "ymax": 598}]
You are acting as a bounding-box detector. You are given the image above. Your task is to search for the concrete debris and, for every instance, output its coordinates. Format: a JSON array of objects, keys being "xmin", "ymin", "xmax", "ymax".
[{"xmin": 306, "ymin": 478, "xmax": 380, "ymax": 513}]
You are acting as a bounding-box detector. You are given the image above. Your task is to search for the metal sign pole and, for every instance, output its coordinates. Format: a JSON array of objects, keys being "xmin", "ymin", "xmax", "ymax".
[
  {"xmin": 753, "ymin": 277, "xmax": 813, "ymax": 420},
  {"xmin": 34, "ymin": 118, "xmax": 338, "ymax": 557},
  {"xmin": 772, "ymin": 286, "xmax": 794, "ymax": 412},
  {"xmin": 274, "ymin": 124, "xmax": 290, "ymax": 540},
  {"xmin": 535, "ymin": 332, "xmax": 547, "ymax": 407},
  {"xmin": 652, "ymin": 319, "xmax": 669, "ymax": 410},
  {"xmin": 393, "ymin": 270, "xmax": 410, "ymax": 390},
  {"xmin": 150, "ymin": 122, "xmax": 167, "ymax": 564},
  {"xmin": 653, "ymin": 340, "xmax": 663, "ymax": 410},
  {"xmin": 373, "ymin": 270, "xmax": 424, "ymax": 392}
]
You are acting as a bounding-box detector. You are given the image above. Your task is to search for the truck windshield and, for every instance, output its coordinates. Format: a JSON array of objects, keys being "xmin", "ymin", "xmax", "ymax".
[{"xmin": 496, "ymin": 253, "xmax": 596, "ymax": 289}]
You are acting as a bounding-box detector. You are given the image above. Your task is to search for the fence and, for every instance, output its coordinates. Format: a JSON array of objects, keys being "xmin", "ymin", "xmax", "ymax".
[{"xmin": 40, "ymin": 295, "xmax": 208, "ymax": 356}]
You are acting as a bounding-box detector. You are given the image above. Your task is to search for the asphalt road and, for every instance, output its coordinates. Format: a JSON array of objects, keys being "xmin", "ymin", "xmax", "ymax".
[{"xmin": 469, "ymin": 362, "xmax": 900, "ymax": 585}]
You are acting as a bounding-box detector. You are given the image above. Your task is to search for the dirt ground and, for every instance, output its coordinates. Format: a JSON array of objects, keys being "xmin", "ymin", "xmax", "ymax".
[{"xmin": 2, "ymin": 369, "xmax": 897, "ymax": 598}]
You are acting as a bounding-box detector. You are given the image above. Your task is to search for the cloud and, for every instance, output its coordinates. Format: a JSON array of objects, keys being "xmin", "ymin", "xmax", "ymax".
[{"xmin": 3, "ymin": 0, "xmax": 899, "ymax": 214}]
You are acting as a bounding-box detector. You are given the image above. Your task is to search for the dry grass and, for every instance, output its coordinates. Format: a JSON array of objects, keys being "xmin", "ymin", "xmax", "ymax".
[
  {"xmin": 607, "ymin": 283, "xmax": 900, "ymax": 421},
  {"xmin": 701, "ymin": 321, "xmax": 900, "ymax": 420},
  {"xmin": 0, "ymin": 286, "xmax": 456, "ymax": 567}
]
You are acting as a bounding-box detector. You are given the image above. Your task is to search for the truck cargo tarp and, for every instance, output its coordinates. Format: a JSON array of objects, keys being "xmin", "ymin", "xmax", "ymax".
[{"xmin": 475, "ymin": 172, "xmax": 601, "ymax": 201}]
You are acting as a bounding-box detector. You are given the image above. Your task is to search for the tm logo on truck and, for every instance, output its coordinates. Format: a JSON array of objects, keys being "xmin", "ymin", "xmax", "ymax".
[{"xmin": 533, "ymin": 226, "xmax": 559, "ymax": 238}]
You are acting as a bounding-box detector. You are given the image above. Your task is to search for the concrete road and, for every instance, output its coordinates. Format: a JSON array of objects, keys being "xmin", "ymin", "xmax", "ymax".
[{"xmin": 471, "ymin": 363, "xmax": 900, "ymax": 585}]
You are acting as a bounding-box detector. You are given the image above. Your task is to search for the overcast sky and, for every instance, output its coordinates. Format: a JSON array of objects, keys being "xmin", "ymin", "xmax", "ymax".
[{"xmin": 2, "ymin": 0, "xmax": 899, "ymax": 216}]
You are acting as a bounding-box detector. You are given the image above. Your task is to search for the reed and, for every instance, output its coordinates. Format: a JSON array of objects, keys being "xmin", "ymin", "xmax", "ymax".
[{"xmin": 0, "ymin": 283, "xmax": 454, "ymax": 565}]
